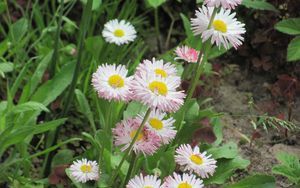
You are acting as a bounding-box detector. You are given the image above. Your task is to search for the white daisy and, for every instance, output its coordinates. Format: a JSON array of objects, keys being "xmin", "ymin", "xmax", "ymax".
[
  {"xmin": 127, "ymin": 173, "xmax": 162, "ymax": 188},
  {"xmin": 204, "ymin": 0, "xmax": 242, "ymax": 9},
  {"xmin": 131, "ymin": 73, "xmax": 185, "ymax": 113},
  {"xmin": 102, "ymin": 19, "xmax": 137, "ymax": 45},
  {"xmin": 175, "ymin": 144, "xmax": 217, "ymax": 178},
  {"xmin": 92, "ymin": 64, "xmax": 133, "ymax": 102},
  {"xmin": 136, "ymin": 58, "xmax": 178, "ymax": 78},
  {"xmin": 162, "ymin": 173, "xmax": 204, "ymax": 188},
  {"xmin": 69, "ymin": 158, "xmax": 99, "ymax": 183},
  {"xmin": 138, "ymin": 109, "xmax": 177, "ymax": 144},
  {"xmin": 191, "ymin": 6, "xmax": 246, "ymax": 49}
]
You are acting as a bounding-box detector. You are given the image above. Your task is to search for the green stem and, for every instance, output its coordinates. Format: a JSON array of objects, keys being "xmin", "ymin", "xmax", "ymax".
[
  {"xmin": 176, "ymin": 8, "xmax": 218, "ymax": 136},
  {"xmin": 109, "ymin": 108, "xmax": 151, "ymax": 186},
  {"xmin": 154, "ymin": 8, "xmax": 161, "ymax": 53},
  {"xmin": 122, "ymin": 153, "xmax": 138, "ymax": 187},
  {"xmin": 49, "ymin": 0, "xmax": 64, "ymax": 78}
]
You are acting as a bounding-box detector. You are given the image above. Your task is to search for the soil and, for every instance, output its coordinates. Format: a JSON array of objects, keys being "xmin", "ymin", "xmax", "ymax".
[{"xmin": 212, "ymin": 64, "xmax": 300, "ymax": 187}]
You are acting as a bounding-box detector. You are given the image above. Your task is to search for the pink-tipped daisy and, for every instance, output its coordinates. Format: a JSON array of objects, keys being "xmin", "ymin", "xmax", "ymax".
[
  {"xmin": 69, "ymin": 158, "xmax": 99, "ymax": 183},
  {"xmin": 162, "ymin": 173, "xmax": 204, "ymax": 188},
  {"xmin": 127, "ymin": 173, "xmax": 162, "ymax": 188},
  {"xmin": 138, "ymin": 109, "xmax": 177, "ymax": 144},
  {"xmin": 131, "ymin": 73, "xmax": 185, "ymax": 113},
  {"xmin": 175, "ymin": 144, "xmax": 217, "ymax": 178},
  {"xmin": 136, "ymin": 58, "xmax": 178, "ymax": 78},
  {"xmin": 175, "ymin": 46, "xmax": 200, "ymax": 63},
  {"xmin": 204, "ymin": 0, "xmax": 242, "ymax": 9},
  {"xmin": 102, "ymin": 19, "xmax": 137, "ymax": 45},
  {"xmin": 191, "ymin": 6, "xmax": 246, "ymax": 49},
  {"xmin": 112, "ymin": 118, "xmax": 161, "ymax": 155},
  {"xmin": 92, "ymin": 64, "xmax": 133, "ymax": 102}
]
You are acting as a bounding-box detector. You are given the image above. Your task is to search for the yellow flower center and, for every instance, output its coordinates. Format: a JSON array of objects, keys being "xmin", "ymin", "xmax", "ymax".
[
  {"xmin": 213, "ymin": 19, "xmax": 227, "ymax": 33},
  {"xmin": 149, "ymin": 118, "xmax": 164, "ymax": 130},
  {"xmin": 108, "ymin": 74, "xmax": 124, "ymax": 88},
  {"xmin": 149, "ymin": 81, "xmax": 168, "ymax": 96},
  {"xmin": 114, "ymin": 29, "xmax": 125, "ymax": 37},
  {"xmin": 130, "ymin": 130, "xmax": 144, "ymax": 141},
  {"xmin": 144, "ymin": 186, "xmax": 153, "ymax": 188},
  {"xmin": 190, "ymin": 154, "xmax": 203, "ymax": 165},
  {"xmin": 178, "ymin": 182, "xmax": 192, "ymax": 188},
  {"xmin": 154, "ymin": 68, "xmax": 168, "ymax": 78},
  {"xmin": 80, "ymin": 164, "xmax": 92, "ymax": 173}
]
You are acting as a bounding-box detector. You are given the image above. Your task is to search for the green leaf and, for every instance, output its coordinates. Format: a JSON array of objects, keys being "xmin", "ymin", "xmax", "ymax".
[
  {"xmin": 52, "ymin": 149, "xmax": 74, "ymax": 167},
  {"xmin": 123, "ymin": 101, "xmax": 147, "ymax": 119},
  {"xmin": 8, "ymin": 18, "xmax": 29, "ymax": 43},
  {"xmin": 12, "ymin": 101, "xmax": 49, "ymax": 114},
  {"xmin": 180, "ymin": 13, "xmax": 193, "ymax": 39},
  {"xmin": 208, "ymin": 142, "xmax": 238, "ymax": 159},
  {"xmin": 146, "ymin": 0, "xmax": 166, "ymax": 8},
  {"xmin": 80, "ymin": 0, "xmax": 102, "ymax": 10},
  {"xmin": 95, "ymin": 130, "xmax": 112, "ymax": 151},
  {"xmin": 205, "ymin": 157, "xmax": 250, "ymax": 184},
  {"xmin": 221, "ymin": 174, "xmax": 276, "ymax": 188},
  {"xmin": 272, "ymin": 152, "xmax": 300, "ymax": 184},
  {"xmin": 75, "ymin": 89, "xmax": 95, "ymax": 128},
  {"xmin": 275, "ymin": 18, "xmax": 300, "ymax": 35},
  {"xmin": 212, "ymin": 117, "xmax": 223, "ymax": 146},
  {"xmin": 185, "ymin": 99, "xmax": 199, "ymax": 121},
  {"xmin": 242, "ymin": 0, "xmax": 278, "ymax": 12},
  {"xmin": 31, "ymin": 61, "xmax": 75, "ymax": 106},
  {"xmin": 0, "ymin": 62, "xmax": 13, "ymax": 78},
  {"xmin": 287, "ymin": 36, "xmax": 300, "ymax": 62}
]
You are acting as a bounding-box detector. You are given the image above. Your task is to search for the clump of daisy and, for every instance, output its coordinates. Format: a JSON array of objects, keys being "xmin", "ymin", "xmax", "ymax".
[
  {"xmin": 175, "ymin": 46, "xmax": 200, "ymax": 63},
  {"xmin": 127, "ymin": 173, "xmax": 162, "ymax": 188},
  {"xmin": 135, "ymin": 58, "xmax": 178, "ymax": 78},
  {"xmin": 102, "ymin": 19, "xmax": 137, "ymax": 45},
  {"xmin": 138, "ymin": 109, "xmax": 176, "ymax": 144},
  {"xmin": 131, "ymin": 72, "xmax": 185, "ymax": 113},
  {"xmin": 162, "ymin": 173, "xmax": 204, "ymax": 188},
  {"xmin": 92, "ymin": 64, "xmax": 133, "ymax": 102},
  {"xmin": 204, "ymin": 0, "xmax": 242, "ymax": 9},
  {"xmin": 175, "ymin": 144, "xmax": 217, "ymax": 178},
  {"xmin": 69, "ymin": 158, "xmax": 99, "ymax": 183},
  {"xmin": 112, "ymin": 118, "xmax": 161, "ymax": 155},
  {"xmin": 191, "ymin": 6, "xmax": 246, "ymax": 49}
]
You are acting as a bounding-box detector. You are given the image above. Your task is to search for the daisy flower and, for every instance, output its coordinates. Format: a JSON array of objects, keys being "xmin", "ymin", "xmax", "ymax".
[
  {"xmin": 162, "ymin": 173, "xmax": 204, "ymax": 188},
  {"xmin": 131, "ymin": 73, "xmax": 185, "ymax": 113},
  {"xmin": 191, "ymin": 6, "xmax": 246, "ymax": 49},
  {"xmin": 175, "ymin": 144, "xmax": 217, "ymax": 178},
  {"xmin": 102, "ymin": 19, "xmax": 137, "ymax": 45},
  {"xmin": 204, "ymin": 0, "xmax": 242, "ymax": 9},
  {"xmin": 138, "ymin": 109, "xmax": 176, "ymax": 144},
  {"xmin": 127, "ymin": 173, "xmax": 162, "ymax": 188},
  {"xmin": 92, "ymin": 64, "xmax": 133, "ymax": 102},
  {"xmin": 175, "ymin": 46, "xmax": 200, "ymax": 63},
  {"xmin": 112, "ymin": 118, "xmax": 161, "ymax": 155},
  {"xmin": 136, "ymin": 58, "xmax": 178, "ymax": 78},
  {"xmin": 69, "ymin": 158, "xmax": 99, "ymax": 183}
]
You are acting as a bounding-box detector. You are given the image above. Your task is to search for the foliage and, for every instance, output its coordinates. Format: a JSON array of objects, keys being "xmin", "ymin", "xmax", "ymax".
[
  {"xmin": 275, "ymin": 18, "xmax": 300, "ymax": 61},
  {"xmin": 272, "ymin": 152, "xmax": 300, "ymax": 185}
]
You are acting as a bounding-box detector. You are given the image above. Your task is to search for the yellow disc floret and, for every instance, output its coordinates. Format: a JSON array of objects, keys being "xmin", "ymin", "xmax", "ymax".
[
  {"xmin": 130, "ymin": 130, "xmax": 144, "ymax": 141},
  {"xmin": 190, "ymin": 154, "xmax": 203, "ymax": 165},
  {"xmin": 149, "ymin": 118, "xmax": 164, "ymax": 130},
  {"xmin": 213, "ymin": 19, "xmax": 227, "ymax": 33},
  {"xmin": 114, "ymin": 29, "xmax": 125, "ymax": 37},
  {"xmin": 108, "ymin": 74, "xmax": 125, "ymax": 88},
  {"xmin": 80, "ymin": 164, "xmax": 92, "ymax": 173},
  {"xmin": 149, "ymin": 81, "xmax": 168, "ymax": 96},
  {"xmin": 154, "ymin": 68, "xmax": 168, "ymax": 78},
  {"xmin": 178, "ymin": 182, "xmax": 192, "ymax": 188}
]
